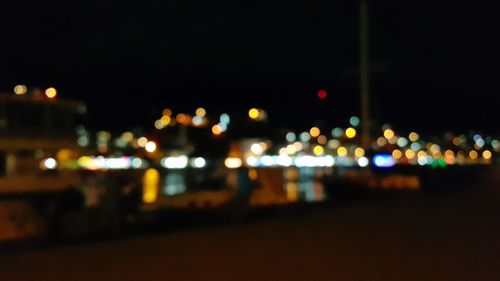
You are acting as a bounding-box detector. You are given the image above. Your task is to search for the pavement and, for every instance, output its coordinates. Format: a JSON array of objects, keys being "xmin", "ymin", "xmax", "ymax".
[{"xmin": 1, "ymin": 184, "xmax": 499, "ymax": 281}]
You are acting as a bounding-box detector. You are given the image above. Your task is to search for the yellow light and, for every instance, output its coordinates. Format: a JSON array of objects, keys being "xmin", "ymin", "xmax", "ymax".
[
  {"xmin": 248, "ymin": 108, "xmax": 260, "ymax": 119},
  {"xmin": 161, "ymin": 115, "xmax": 171, "ymax": 125},
  {"xmin": 384, "ymin": 129, "xmax": 394, "ymax": 140},
  {"xmin": 248, "ymin": 169, "xmax": 258, "ymax": 180},
  {"xmin": 293, "ymin": 142, "xmax": 303, "ymax": 151},
  {"xmin": 212, "ymin": 124, "xmax": 223, "ymax": 135},
  {"xmin": 417, "ymin": 151, "xmax": 427, "ymax": 158},
  {"xmin": 392, "ymin": 149, "xmax": 403, "ymax": 160},
  {"xmin": 355, "ymin": 147, "xmax": 365, "ymax": 157},
  {"xmin": 453, "ymin": 137, "xmax": 461, "ymax": 146},
  {"xmin": 482, "ymin": 150, "xmax": 492, "ymax": 160},
  {"xmin": 317, "ymin": 135, "xmax": 327, "ymax": 145},
  {"xmin": 337, "ymin": 146, "xmax": 347, "ymax": 157},
  {"xmin": 195, "ymin": 107, "xmax": 206, "ymax": 117},
  {"xmin": 145, "ymin": 141, "xmax": 157, "ymax": 153},
  {"xmin": 162, "ymin": 108, "xmax": 172, "ymax": 116},
  {"xmin": 286, "ymin": 144, "xmax": 296, "ymax": 155},
  {"xmin": 138, "ymin": 137, "xmax": 148, "ymax": 147},
  {"xmin": 405, "ymin": 149, "xmax": 416, "ymax": 159},
  {"xmin": 313, "ymin": 145, "xmax": 324, "ymax": 156},
  {"xmin": 345, "ymin": 127, "xmax": 357, "ymax": 138},
  {"xmin": 309, "ymin": 127, "xmax": 320, "ymax": 138},
  {"xmin": 409, "ymin": 132, "xmax": 419, "ymax": 142},
  {"xmin": 142, "ymin": 168, "xmax": 159, "ymax": 203},
  {"xmin": 154, "ymin": 119, "xmax": 164, "ymax": 130},
  {"xmin": 14, "ymin": 84, "xmax": 27, "ymax": 95},
  {"xmin": 469, "ymin": 150, "xmax": 478, "ymax": 160},
  {"xmin": 45, "ymin": 87, "xmax": 57, "ymax": 99}
]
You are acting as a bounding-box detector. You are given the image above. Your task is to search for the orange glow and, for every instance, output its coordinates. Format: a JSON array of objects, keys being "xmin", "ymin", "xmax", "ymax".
[
  {"xmin": 248, "ymin": 169, "xmax": 258, "ymax": 180},
  {"xmin": 212, "ymin": 124, "xmax": 223, "ymax": 135},
  {"xmin": 384, "ymin": 129, "xmax": 394, "ymax": 140},
  {"xmin": 409, "ymin": 132, "xmax": 419, "ymax": 142},
  {"xmin": 196, "ymin": 107, "xmax": 206, "ymax": 117},
  {"xmin": 355, "ymin": 147, "xmax": 365, "ymax": 157},
  {"xmin": 161, "ymin": 115, "xmax": 171, "ymax": 125},
  {"xmin": 392, "ymin": 149, "xmax": 403, "ymax": 160},
  {"xmin": 309, "ymin": 127, "xmax": 320, "ymax": 138},
  {"xmin": 405, "ymin": 149, "xmax": 416, "ymax": 159},
  {"xmin": 469, "ymin": 150, "xmax": 478, "ymax": 160},
  {"xmin": 162, "ymin": 108, "xmax": 172, "ymax": 116},
  {"xmin": 317, "ymin": 135, "xmax": 327, "ymax": 145},
  {"xmin": 176, "ymin": 113, "xmax": 188, "ymax": 125}
]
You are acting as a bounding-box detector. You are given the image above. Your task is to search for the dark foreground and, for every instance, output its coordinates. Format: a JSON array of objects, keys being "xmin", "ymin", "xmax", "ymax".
[{"xmin": 1, "ymin": 184, "xmax": 499, "ymax": 281}]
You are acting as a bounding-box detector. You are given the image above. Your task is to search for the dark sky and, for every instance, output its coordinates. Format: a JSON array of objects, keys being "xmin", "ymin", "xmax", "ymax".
[{"xmin": 1, "ymin": 1, "xmax": 499, "ymax": 134}]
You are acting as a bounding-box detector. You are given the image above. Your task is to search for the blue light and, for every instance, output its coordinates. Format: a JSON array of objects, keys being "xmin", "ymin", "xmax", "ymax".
[{"xmin": 373, "ymin": 154, "xmax": 396, "ymax": 168}]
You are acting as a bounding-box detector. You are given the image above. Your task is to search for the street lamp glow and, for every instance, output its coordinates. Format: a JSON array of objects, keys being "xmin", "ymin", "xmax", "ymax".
[
  {"xmin": 248, "ymin": 108, "xmax": 259, "ymax": 119},
  {"xmin": 14, "ymin": 84, "xmax": 27, "ymax": 95},
  {"xmin": 345, "ymin": 127, "xmax": 357, "ymax": 138},
  {"xmin": 145, "ymin": 141, "xmax": 157, "ymax": 153},
  {"xmin": 45, "ymin": 87, "xmax": 57, "ymax": 99}
]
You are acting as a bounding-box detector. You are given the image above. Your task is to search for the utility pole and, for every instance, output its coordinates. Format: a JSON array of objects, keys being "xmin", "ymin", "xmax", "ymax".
[{"xmin": 360, "ymin": 0, "xmax": 370, "ymax": 149}]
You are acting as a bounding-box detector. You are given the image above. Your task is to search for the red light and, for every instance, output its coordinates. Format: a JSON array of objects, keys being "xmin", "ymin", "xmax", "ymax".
[{"xmin": 317, "ymin": 89, "xmax": 327, "ymax": 100}]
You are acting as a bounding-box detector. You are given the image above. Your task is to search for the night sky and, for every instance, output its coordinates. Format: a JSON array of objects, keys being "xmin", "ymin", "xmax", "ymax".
[{"xmin": 1, "ymin": 1, "xmax": 499, "ymax": 134}]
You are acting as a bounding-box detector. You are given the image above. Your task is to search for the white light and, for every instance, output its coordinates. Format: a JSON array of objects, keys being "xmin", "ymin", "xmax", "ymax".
[
  {"xmin": 260, "ymin": 155, "xmax": 274, "ymax": 167},
  {"xmin": 224, "ymin": 157, "xmax": 242, "ymax": 169},
  {"xmin": 106, "ymin": 157, "xmax": 132, "ymax": 169},
  {"xmin": 43, "ymin": 158, "xmax": 57, "ymax": 169},
  {"xmin": 275, "ymin": 155, "xmax": 292, "ymax": 167},
  {"xmin": 246, "ymin": 156, "xmax": 258, "ymax": 167},
  {"xmin": 191, "ymin": 157, "xmax": 206, "ymax": 168},
  {"xmin": 250, "ymin": 143, "xmax": 264, "ymax": 155},
  {"xmin": 161, "ymin": 155, "xmax": 188, "ymax": 169},
  {"xmin": 295, "ymin": 155, "xmax": 318, "ymax": 167},
  {"xmin": 318, "ymin": 155, "xmax": 335, "ymax": 167},
  {"xmin": 145, "ymin": 141, "xmax": 157, "ymax": 153},
  {"xmin": 357, "ymin": 157, "xmax": 369, "ymax": 167},
  {"xmin": 192, "ymin": 116, "xmax": 204, "ymax": 126}
]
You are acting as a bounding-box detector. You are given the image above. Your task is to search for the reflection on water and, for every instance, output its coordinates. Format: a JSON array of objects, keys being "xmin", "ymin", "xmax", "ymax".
[
  {"xmin": 142, "ymin": 166, "xmax": 328, "ymax": 205},
  {"xmin": 164, "ymin": 172, "xmax": 187, "ymax": 195},
  {"xmin": 285, "ymin": 167, "xmax": 327, "ymax": 203}
]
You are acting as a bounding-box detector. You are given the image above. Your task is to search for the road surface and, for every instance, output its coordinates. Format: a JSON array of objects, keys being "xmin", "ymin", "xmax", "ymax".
[{"xmin": 1, "ymin": 184, "xmax": 499, "ymax": 281}]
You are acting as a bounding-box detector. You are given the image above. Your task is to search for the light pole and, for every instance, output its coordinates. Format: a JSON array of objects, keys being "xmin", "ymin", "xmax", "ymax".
[{"xmin": 360, "ymin": 0, "xmax": 370, "ymax": 149}]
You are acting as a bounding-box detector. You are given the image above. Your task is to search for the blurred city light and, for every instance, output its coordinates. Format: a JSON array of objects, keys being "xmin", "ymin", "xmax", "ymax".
[
  {"xmin": 45, "ymin": 87, "xmax": 57, "ymax": 99},
  {"xmin": 145, "ymin": 141, "xmax": 157, "ymax": 153},
  {"xmin": 309, "ymin": 127, "xmax": 320, "ymax": 138},
  {"xmin": 14, "ymin": 84, "xmax": 27, "ymax": 95},
  {"xmin": 225, "ymin": 157, "xmax": 242, "ymax": 168}
]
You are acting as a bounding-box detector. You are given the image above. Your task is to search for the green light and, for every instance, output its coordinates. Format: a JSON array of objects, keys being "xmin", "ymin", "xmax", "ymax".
[{"xmin": 349, "ymin": 116, "xmax": 360, "ymax": 127}]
